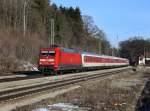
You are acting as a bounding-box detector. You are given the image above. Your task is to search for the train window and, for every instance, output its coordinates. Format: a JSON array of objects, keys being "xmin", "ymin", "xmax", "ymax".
[
  {"xmin": 85, "ymin": 56, "xmax": 88, "ymax": 62},
  {"xmin": 41, "ymin": 51, "xmax": 55, "ymax": 56}
]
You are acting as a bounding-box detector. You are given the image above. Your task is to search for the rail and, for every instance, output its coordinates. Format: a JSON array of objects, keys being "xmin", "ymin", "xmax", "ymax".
[{"xmin": 0, "ymin": 67, "xmax": 132, "ymax": 102}]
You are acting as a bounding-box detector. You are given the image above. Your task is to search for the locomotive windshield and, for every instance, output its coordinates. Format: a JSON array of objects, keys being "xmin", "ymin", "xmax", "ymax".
[{"xmin": 41, "ymin": 51, "xmax": 55, "ymax": 56}]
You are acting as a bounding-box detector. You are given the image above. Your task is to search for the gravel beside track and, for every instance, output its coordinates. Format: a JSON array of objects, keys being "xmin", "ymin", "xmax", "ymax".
[
  {"xmin": 0, "ymin": 72, "xmax": 42, "ymax": 83},
  {"xmin": 0, "ymin": 67, "xmax": 131, "ymax": 92},
  {"xmin": 0, "ymin": 67, "xmax": 132, "ymax": 102},
  {"xmin": 0, "ymin": 75, "xmax": 42, "ymax": 83}
]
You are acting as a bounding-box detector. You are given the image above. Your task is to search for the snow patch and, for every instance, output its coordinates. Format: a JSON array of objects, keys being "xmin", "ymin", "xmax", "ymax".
[
  {"xmin": 33, "ymin": 102, "xmax": 90, "ymax": 111},
  {"xmin": 19, "ymin": 61, "xmax": 39, "ymax": 71},
  {"xmin": 23, "ymin": 61, "xmax": 38, "ymax": 71},
  {"xmin": 32, "ymin": 108, "xmax": 48, "ymax": 111},
  {"xmin": 48, "ymin": 103, "xmax": 79, "ymax": 111}
]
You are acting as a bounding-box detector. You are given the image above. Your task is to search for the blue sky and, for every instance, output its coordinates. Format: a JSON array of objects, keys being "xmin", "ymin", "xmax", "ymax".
[{"xmin": 51, "ymin": 0, "xmax": 150, "ymax": 47}]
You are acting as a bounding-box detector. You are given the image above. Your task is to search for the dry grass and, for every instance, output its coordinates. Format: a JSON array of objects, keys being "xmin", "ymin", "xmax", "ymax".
[
  {"xmin": 56, "ymin": 80, "xmax": 138, "ymax": 111},
  {"xmin": 14, "ymin": 71, "xmax": 142, "ymax": 111}
]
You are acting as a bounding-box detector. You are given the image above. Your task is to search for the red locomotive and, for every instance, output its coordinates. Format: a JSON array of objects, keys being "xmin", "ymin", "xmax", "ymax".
[
  {"xmin": 38, "ymin": 46, "xmax": 129, "ymax": 74},
  {"xmin": 38, "ymin": 46, "xmax": 82, "ymax": 73}
]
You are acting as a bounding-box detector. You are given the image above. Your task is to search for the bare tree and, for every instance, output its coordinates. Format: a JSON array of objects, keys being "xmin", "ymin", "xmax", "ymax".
[
  {"xmin": 82, "ymin": 15, "xmax": 111, "ymax": 54},
  {"xmin": 23, "ymin": 0, "xmax": 30, "ymax": 37}
]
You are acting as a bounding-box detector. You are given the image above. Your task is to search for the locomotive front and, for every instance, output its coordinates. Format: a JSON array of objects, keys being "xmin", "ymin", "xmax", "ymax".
[{"xmin": 38, "ymin": 48, "xmax": 60, "ymax": 73}]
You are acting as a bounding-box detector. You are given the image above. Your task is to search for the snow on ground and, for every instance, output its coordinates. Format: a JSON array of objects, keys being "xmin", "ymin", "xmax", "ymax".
[
  {"xmin": 48, "ymin": 103, "xmax": 79, "ymax": 111},
  {"xmin": 33, "ymin": 102, "xmax": 89, "ymax": 111},
  {"xmin": 19, "ymin": 61, "xmax": 39, "ymax": 71},
  {"xmin": 32, "ymin": 108, "xmax": 48, "ymax": 111}
]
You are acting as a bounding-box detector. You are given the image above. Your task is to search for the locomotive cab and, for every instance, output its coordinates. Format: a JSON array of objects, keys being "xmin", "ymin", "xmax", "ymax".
[
  {"xmin": 38, "ymin": 48, "xmax": 59, "ymax": 73},
  {"xmin": 38, "ymin": 46, "xmax": 82, "ymax": 74}
]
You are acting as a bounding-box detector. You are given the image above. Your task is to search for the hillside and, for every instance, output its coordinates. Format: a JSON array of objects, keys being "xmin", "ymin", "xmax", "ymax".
[{"xmin": 0, "ymin": 0, "xmax": 111, "ymax": 72}]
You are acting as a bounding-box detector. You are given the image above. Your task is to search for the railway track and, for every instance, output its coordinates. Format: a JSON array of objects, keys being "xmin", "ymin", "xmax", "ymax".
[
  {"xmin": 0, "ymin": 75, "xmax": 42, "ymax": 83},
  {"xmin": 0, "ymin": 72, "xmax": 42, "ymax": 83},
  {"xmin": 0, "ymin": 67, "xmax": 132, "ymax": 102}
]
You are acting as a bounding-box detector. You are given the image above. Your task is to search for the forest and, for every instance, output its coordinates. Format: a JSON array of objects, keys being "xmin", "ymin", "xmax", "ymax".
[
  {"xmin": 0, "ymin": 0, "xmax": 111, "ymax": 71},
  {"xmin": 0, "ymin": 0, "xmax": 149, "ymax": 72},
  {"xmin": 119, "ymin": 37, "xmax": 150, "ymax": 65}
]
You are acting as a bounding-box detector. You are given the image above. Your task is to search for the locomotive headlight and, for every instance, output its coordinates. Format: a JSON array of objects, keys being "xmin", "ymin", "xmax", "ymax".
[
  {"xmin": 40, "ymin": 59, "xmax": 54, "ymax": 62},
  {"xmin": 39, "ymin": 62, "xmax": 42, "ymax": 65},
  {"xmin": 40, "ymin": 59, "xmax": 46, "ymax": 62},
  {"xmin": 47, "ymin": 59, "xmax": 54, "ymax": 62}
]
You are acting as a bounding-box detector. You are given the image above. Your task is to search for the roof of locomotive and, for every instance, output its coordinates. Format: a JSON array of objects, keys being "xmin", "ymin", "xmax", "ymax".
[{"xmin": 40, "ymin": 45, "xmax": 81, "ymax": 54}]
